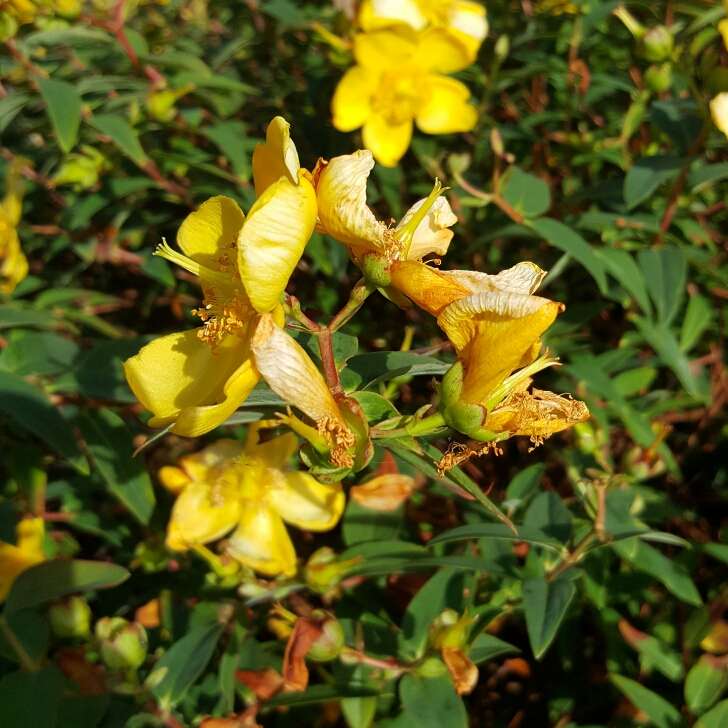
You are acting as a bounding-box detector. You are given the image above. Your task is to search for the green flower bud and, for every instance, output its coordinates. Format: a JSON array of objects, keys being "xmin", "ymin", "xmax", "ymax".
[
  {"xmin": 430, "ymin": 609, "xmax": 473, "ymax": 650},
  {"xmin": 416, "ymin": 656, "xmax": 448, "ymax": 678},
  {"xmin": 360, "ymin": 250, "xmax": 392, "ymax": 288},
  {"xmin": 494, "ymin": 35, "xmax": 510, "ymax": 62},
  {"xmin": 443, "ymin": 401, "xmax": 487, "ymax": 438},
  {"xmin": 307, "ymin": 614, "xmax": 345, "ymax": 662},
  {"xmin": 48, "ymin": 596, "xmax": 92, "ymax": 639},
  {"xmin": 643, "ymin": 64, "xmax": 672, "ymax": 93},
  {"xmin": 52, "ymin": 155, "xmax": 99, "ymax": 191},
  {"xmin": 146, "ymin": 84, "xmax": 195, "ymax": 123},
  {"xmin": 304, "ymin": 547, "xmax": 363, "ymax": 593},
  {"xmin": 640, "ymin": 26, "xmax": 674, "ymax": 63},
  {"xmin": 96, "ymin": 617, "xmax": 148, "ymax": 671},
  {"xmin": 622, "ymin": 446, "xmax": 665, "ymax": 481}
]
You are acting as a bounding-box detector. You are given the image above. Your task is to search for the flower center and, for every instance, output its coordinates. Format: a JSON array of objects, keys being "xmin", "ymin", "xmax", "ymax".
[
  {"xmin": 372, "ymin": 69, "xmax": 431, "ymax": 126},
  {"xmin": 317, "ymin": 416, "xmax": 356, "ymax": 469}
]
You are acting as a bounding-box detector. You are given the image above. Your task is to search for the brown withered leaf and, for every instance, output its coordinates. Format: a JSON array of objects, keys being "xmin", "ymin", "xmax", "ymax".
[
  {"xmin": 235, "ymin": 667, "xmax": 285, "ymax": 702},
  {"xmin": 135, "ymin": 598, "xmax": 160, "ymax": 628},
  {"xmin": 442, "ymin": 647, "xmax": 479, "ymax": 695},
  {"xmin": 350, "ymin": 474, "xmax": 419, "ymax": 512},
  {"xmin": 282, "ymin": 618, "xmax": 324, "ymax": 692},
  {"xmin": 58, "ymin": 647, "xmax": 108, "ymax": 696}
]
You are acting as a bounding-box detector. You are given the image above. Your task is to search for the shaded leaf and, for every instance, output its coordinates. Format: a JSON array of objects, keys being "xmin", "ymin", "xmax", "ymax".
[
  {"xmin": 523, "ymin": 576, "xmax": 577, "ymax": 659},
  {"xmin": 38, "ymin": 79, "xmax": 82, "ymax": 153}
]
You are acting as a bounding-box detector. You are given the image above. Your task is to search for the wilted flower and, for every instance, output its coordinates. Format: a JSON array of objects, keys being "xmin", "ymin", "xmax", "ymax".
[
  {"xmin": 358, "ymin": 0, "xmax": 488, "ymax": 62},
  {"xmin": 124, "ymin": 117, "xmax": 317, "ymax": 437},
  {"xmin": 350, "ymin": 473, "xmax": 419, "ymax": 511},
  {"xmin": 160, "ymin": 425, "xmax": 345, "ymax": 577},
  {"xmin": 0, "ymin": 158, "xmax": 29, "ymax": 296},
  {"xmin": 711, "ymin": 93, "xmax": 728, "ymax": 140},
  {"xmin": 332, "ymin": 27, "xmax": 477, "ymax": 166},
  {"xmin": 0, "ymin": 517, "xmax": 45, "ymax": 603}
]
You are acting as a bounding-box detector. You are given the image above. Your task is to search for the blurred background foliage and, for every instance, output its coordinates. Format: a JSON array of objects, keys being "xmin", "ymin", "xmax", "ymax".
[{"xmin": 1, "ymin": 0, "xmax": 728, "ymax": 726}]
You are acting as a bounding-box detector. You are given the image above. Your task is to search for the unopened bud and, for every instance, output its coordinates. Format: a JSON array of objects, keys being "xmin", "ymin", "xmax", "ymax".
[
  {"xmin": 360, "ymin": 250, "xmax": 392, "ymax": 288},
  {"xmin": 494, "ymin": 35, "xmax": 510, "ymax": 62},
  {"xmin": 304, "ymin": 547, "xmax": 362, "ymax": 593},
  {"xmin": 52, "ymin": 155, "xmax": 99, "ymax": 191},
  {"xmin": 443, "ymin": 401, "xmax": 487, "ymax": 438},
  {"xmin": 641, "ymin": 26, "xmax": 674, "ymax": 63},
  {"xmin": 96, "ymin": 617, "xmax": 148, "ymax": 671},
  {"xmin": 48, "ymin": 596, "xmax": 92, "ymax": 639},
  {"xmin": 146, "ymin": 84, "xmax": 195, "ymax": 123},
  {"xmin": 490, "ymin": 128, "xmax": 505, "ymax": 157},
  {"xmin": 307, "ymin": 613, "xmax": 345, "ymax": 662},
  {"xmin": 643, "ymin": 63, "xmax": 672, "ymax": 93},
  {"xmin": 430, "ymin": 609, "xmax": 473, "ymax": 651},
  {"xmin": 622, "ymin": 446, "xmax": 665, "ymax": 481},
  {"xmin": 417, "ymin": 656, "xmax": 448, "ymax": 678}
]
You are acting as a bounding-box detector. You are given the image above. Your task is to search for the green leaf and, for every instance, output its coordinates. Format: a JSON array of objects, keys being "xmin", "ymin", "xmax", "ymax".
[
  {"xmin": 91, "ymin": 114, "xmax": 149, "ymax": 166},
  {"xmin": 680, "ymin": 294, "xmax": 712, "ymax": 353},
  {"xmin": 503, "ymin": 463, "xmax": 545, "ymax": 512},
  {"xmin": 77, "ymin": 408, "xmax": 156, "ymax": 525},
  {"xmin": 623, "ymin": 156, "xmax": 687, "ymax": 210},
  {"xmin": 428, "ymin": 523, "xmax": 564, "ymax": 551},
  {"xmin": 468, "ymin": 633, "xmax": 520, "ymax": 665},
  {"xmin": 523, "ymin": 491, "xmax": 573, "ymax": 544},
  {"xmin": 613, "ymin": 538, "xmax": 702, "ymax": 606},
  {"xmin": 637, "ymin": 246, "xmax": 686, "ymax": 327},
  {"xmin": 0, "ymin": 667, "xmax": 64, "ymax": 728},
  {"xmin": 57, "ymin": 695, "xmax": 110, "ymax": 728},
  {"xmin": 595, "ymin": 247, "xmax": 653, "ymax": 317},
  {"xmin": 38, "ymin": 79, "xmax": 82, "ymax": 153},
  {"xmin": 0, "ymin": 92, "xmax": 31, "ymax": 133},
  {"xmin": 151, "ymin": 623, "xmax": 224, "ymax": 709},
  {"xmin": 611, "ymin": 674, "xmax": 686, "ymax": 728},
  {"xmin": 342, "ymin": 499, "xmax": 404, "ymax": 547},
  {"xmin": 0, "ymin": 369, "xmax": 87, "ymax": 473},
  {"xmin": 265, "ymin": 685, "xmax": 386, "ymax": 709},
  {"xmin": 685, "ymin": 655, "xmax": 728, "ymax": 715},
  {"xmin": 688, "ymin": 162, "xmax": 728, "ymax": 191},
  {"xmin": 522, "ymin": 576, "xmax": 577, "ymax": 659},
  {"xmin": 341, "ymin": 696, "xmax": 377, "ymax": 728},
  {"xmin": 5, "ymin": 560, "xmax": 130, "ymax": 615},
  {"xmin": 204, "ymin": 121, "xmax": 253, "ymax": 180},
  {"xmin": 0, "ymin": 611, "xmax": 50, "ymax": 665},
  {"xmin": 398, "ymin": 673, "xmax": 467, "ymax": 728},
  {"xmin": 345, "ymin": 352, "xmax": 448, "ymax": 391},
  {"xmin": 619, "ymin": 621, "xmax": 684, "ymax": 682},
  {"xmin": 501, "ymin": 167, "xmax": 551, "ymax": 218},
  {"xmin": 0, "ymin": 305, "xmax": 57, "ymax": 331},
  {"xmin": 0, "ymin": 331, "xmax": 79, "ymax": 376},
  {"xmin": 613, "ymin": 367, "xmax": 658, "ymax": 397},
  {"xmin": 527, "ymin": 217, "xmax": 608, "ymax": 292},
  {"xmin": 650, "ymin": 100, "xmax": 702, "ymax": 149},
  {"xmin": 696, "ymin": 699, "xmax": 728, "ymax": 728}
]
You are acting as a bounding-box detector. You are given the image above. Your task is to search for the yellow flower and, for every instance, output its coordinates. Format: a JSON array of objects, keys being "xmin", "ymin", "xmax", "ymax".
[
  {"xmin": 711, "ymin": 92, "xmax": 728, "ymax": 139},
  {"xmin": 124, "ymin": 118, "xmax": 318, "ymax": 437},
  {"xmin": 0, "ymin": 159, "xmax": 29, "ymax": 296},
  {"xmin": 719, "ymin": 18, "xmax": 728, "ymax": 51},
  {"xmin": 315, "ymin": 149, "xmax": 458, "ymax": 305},
  {"xmin": 332, "ymin": 27, "xmax": 478, "ymax": 166},
  {"xmin": 161, "ymin": 426, "xmax": 345, "ymax": 577},
  {"xmin": 358, "ymin": 0, "xmax": 488, "ymax": 62},
  {"xmin": 0, "ymin": 517, "xmax": 45, "ymax": 603},
  {"xmin": 535, "ymin": 0, "xmax": 579, "ymax": 15},
  {"xmin": 437, "ymin": 288, "xmax": 589, "ymax": 446},
  {"xmin": 0, "ymin": 0, "xmax": 36, "ymax": 25}
]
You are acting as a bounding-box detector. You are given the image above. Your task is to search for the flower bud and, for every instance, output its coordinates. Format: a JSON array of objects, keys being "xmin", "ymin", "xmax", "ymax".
[
  {"xmin": 430, "ymin": 609, "xmax": 473, "ymax": 651},
  {"xmin": 306, "ymin": 613, "xmax": 345, "ymax": 662},
  {"xmin": 96, "ymin": 617, "xmax": 148, "ymax": 671},
  {"xmin": 640, "ymin": 26, "xmax": 674, "ymax": 63},
  {"xmin": 360, "ymin": 250, "xmax": 392, "ymax": 288},
  {"xmin": 622, "ymin": 445, "xmax": 665, "ymax": 481},
  {"xmin": 304, "ymin": 547, "xmax": 362, "ymax": 593},
  {"xmin": 643, "ymin": 63, "xmax": 672, "ymax": 93},
  {"xmin": 416, "ymin": 656, "xmax": 448, "ymax": 678},
  {"xmin": 490, "ymin": 128, "xmax": 505, "ymax": 157},
  {"xmin": 146, "ymin": 84, "xmax": 195, "ymax": 123},
  {"xmin": 494, "ymin": 35, "xmax": 510, "ymax": 62},
  {"xmin": 52, "ymin": 155, "xmax": 99, "ymax": 191},
  {"xmin": 48, "ymin": 596, "xmax": 92, "ymax": 639}
]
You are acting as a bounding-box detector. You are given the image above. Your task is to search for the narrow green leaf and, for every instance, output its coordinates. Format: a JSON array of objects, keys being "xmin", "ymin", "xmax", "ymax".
[
  {"xmin": 428, "ymin": 523, "xmax": 564, "ymax": 551},
  {"xmin": 611, "ymin": 674, "xmax": 686, "ymax": 728},
  {"xmin": 38, "ymin": 79, "xmax": 82, "ymax": 153},
  {"xmin": 527, "ymin": 217, "xmax": 608, "ymax": 292},
  {"xmin": 679, "ymin": 294, "xmax": 712, "ymax": 353},
  {"xmin": 398, "ymin": 673, "xmax": 468, "ymax": 728},
  {"xmin": 91, "ymin": 114, "xmax": 148, "ymax": 166},
  {"xmin": 637, "ymin": 246, "xmax": 686, "ymax": 326},
  {"xmin": 341, "ymin": 696, "xmax": 377, "ymax": 728},
  {"xmin": 0, "ymin": 369, "xmax": 87, "ymax": 473},
  {"xmin": 687, "ymin": 162, "xmax": 728, "ymax": 191},
  {"xmin": 696, "ymin": 699, "xmax": 728, "ymax": 728},
  {"xmin": 685, "ymin": 655, "xmax": 728, "ymax": 715},
  {"xmin": 5, "ymin": 560, "xmax": 130, "ymax": 615},
  {"xmin": 595, "ymin": 247, "xmax": 653, "ymax": 317},
  {"xmin": 523, "ymin": 576, "xmax": 577, "ymax": 659},
  {"xmin": 265, "ymin": 685, "xmax": 386, "ymax": 709},
  {"xmin": 77, "ymin": 408, "xmax": 156, "ymax": 524},
  {"xmin": 623, "ymin": 156, "xmax": 687, "ymax": 210},
  {"xmin": 523, "ymin": 492, "xmax": 573, "ymax": 544},
  {"xmin": 468, "ymin": 633, "xmax": 520, "ymax": 665},
  {"xmin": 151, "ymin": 623, "xmax": 224, "ymax": 708}
]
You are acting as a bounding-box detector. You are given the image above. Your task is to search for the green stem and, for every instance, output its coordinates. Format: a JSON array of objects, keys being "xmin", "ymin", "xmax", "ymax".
[
  {"xmin": 328, "ymin": 280, "xmax": 376, "ymax": 332},
  {"xmin": 283, "ymin": 294, "xmax": 321, "ymax": 332}
]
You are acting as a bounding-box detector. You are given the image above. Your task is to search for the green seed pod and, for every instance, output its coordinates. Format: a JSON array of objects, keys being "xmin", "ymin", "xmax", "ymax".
[
  {"xmin": 48, "ymin": 596, "xmax": 92, "ymax": 639},
  {"xmin": 307, "ymin": 616, "xmax": 345, "ymax": 662},
  {"xmin": 96, "ymin": 617, "xmax": 148, "ymax": 671},
  {"xmin": 360, "ymin": 250, "xmax": 392, "ymax": 288},
  {"xmin": 643, "ymin": 63, "xmax": 672, "ymax": 93},
  {"xmin": 640, "ymin": 26, "xmax": 674, "ymax": 63},
  {"xmin": 439, "ymin": 360, "xmax": 465, "ymax": 409},
  {"xmin": 443, "ymin": 401, "xmax": 487, "ymax": 437},
  {"xmin": 416, "ymin": 656, "xmax": 448, "ymax": 678}
]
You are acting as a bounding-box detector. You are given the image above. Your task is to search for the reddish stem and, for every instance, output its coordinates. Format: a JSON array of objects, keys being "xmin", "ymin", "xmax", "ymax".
[{"xmin": 317, "ymin": 329, "xmax": 343, "ymax": 399}]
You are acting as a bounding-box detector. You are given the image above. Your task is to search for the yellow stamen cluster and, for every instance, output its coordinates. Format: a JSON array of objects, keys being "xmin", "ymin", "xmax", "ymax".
[
  {"xmin": 371, "ymin": 69, "xmax": 431, "ymax": 125},
  {"xmin": 192, "ymin": 286, "xmax": 252, "ymax": 353},
  {"xmin": 317, "ymin": 417, "xmax": 356, "ymax": 469}
]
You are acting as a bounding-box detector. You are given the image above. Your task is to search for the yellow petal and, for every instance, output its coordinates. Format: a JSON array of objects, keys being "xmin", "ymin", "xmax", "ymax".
[
  {"xmin": 158, "ymin": 466, "xmax": 191, "ymax": 494},
  {"xmin": 451, "ymin": 1, "xmax": 489, "ymax": 42},
  {"xmin": 360, "ymin": 0, "xmax": 428, "ymax": 30},
  {"xmin": 226, "ymin": 504, "xmax": 297, "ymax": 576},
  {"xmin": 484, "ymin": 388, "xmax": 590, "ymax": 438},
  {"xmin": 1, "ymin": 158, "xmax": 27, "ymax": 226},
  {"xmin": 354, "ymin": 27, "xmax": 417, "ymax": 71},
  {"xmin": 0, "ymin": 226, "xmax": 28, "ymax": 296},
  {"xmin": 362, "ymin": 113, "xmax": 413, "ymax": 168},
  {"xmin": 389, "ymin": 260, "xmax": 472, "ymax": 316},
  {"xmin": 719, "ymin": 18, "xmax": 728, "ymax": 52},
  {"xmin": 411, "ymin": 27, "xmax": 472, "ymax": 74},
  {"xmin": 711, "ymin": 93, "xmax": 728, "ymax": 139},
  {"xmin": 398, "ymin": 196, "xmax": 457, "ymax": 260},
  {"xmin": 238, "ymin": 175, "xmax": 317, "ymax": 313},
  {"xmin": 438, "ymin": 291, "xmax": 563, "ymax": 404},
  {"xmin": 269, "ymin": 473, "xmax": 344, "ymax": 531},
  {"xmin": 166, "ymin": 479, "xmax": 241, "ymax": 552},
  {"xmin": 251, "ymin": 314, "xmax": 342, "ymax": 425},
  {"xmin": 180, "ymin": 438, "xmax": 246, "ymax": 482},
  {"xmin": 331, "ymin": 67, "xmax": 378, "ymax": 133},
  {"xmin": 415, "ymin": 76, "xmax": 477, "ymax": 134},
  {"xmin": 438, "ymin": 262, "xmax": 547, "ymax": 296},
  {"xmin": 252, "ymin": 117, "xmax": 301, "ymax": 199},
  {"xmin": 124, "ymin": 330, "xmax": 247, "ymax": 423},
  {"xmin": 350, "ymin": 473, "xmax": 418, "ymax": 511},
  {"xmin": 177, "ymin": 196, "xmax": 245, "ymax": 265},
  {"xmin": 170, "ymin": 358, "xmax": 260, "ymax": 437},
  {"xmin": 245, "ymin": 424, "xmax": 299, "ymax": 469},
  {"xmin": 0, "ymin": 518, "xmax": 45, "ymax": 604},
  {"xmin": 316, "ymin": 150, "xmax": 386, "ymax": 250},
  {"xmin": 16, "ymin": 517, "xmax": 44, "ymax": 554}
]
